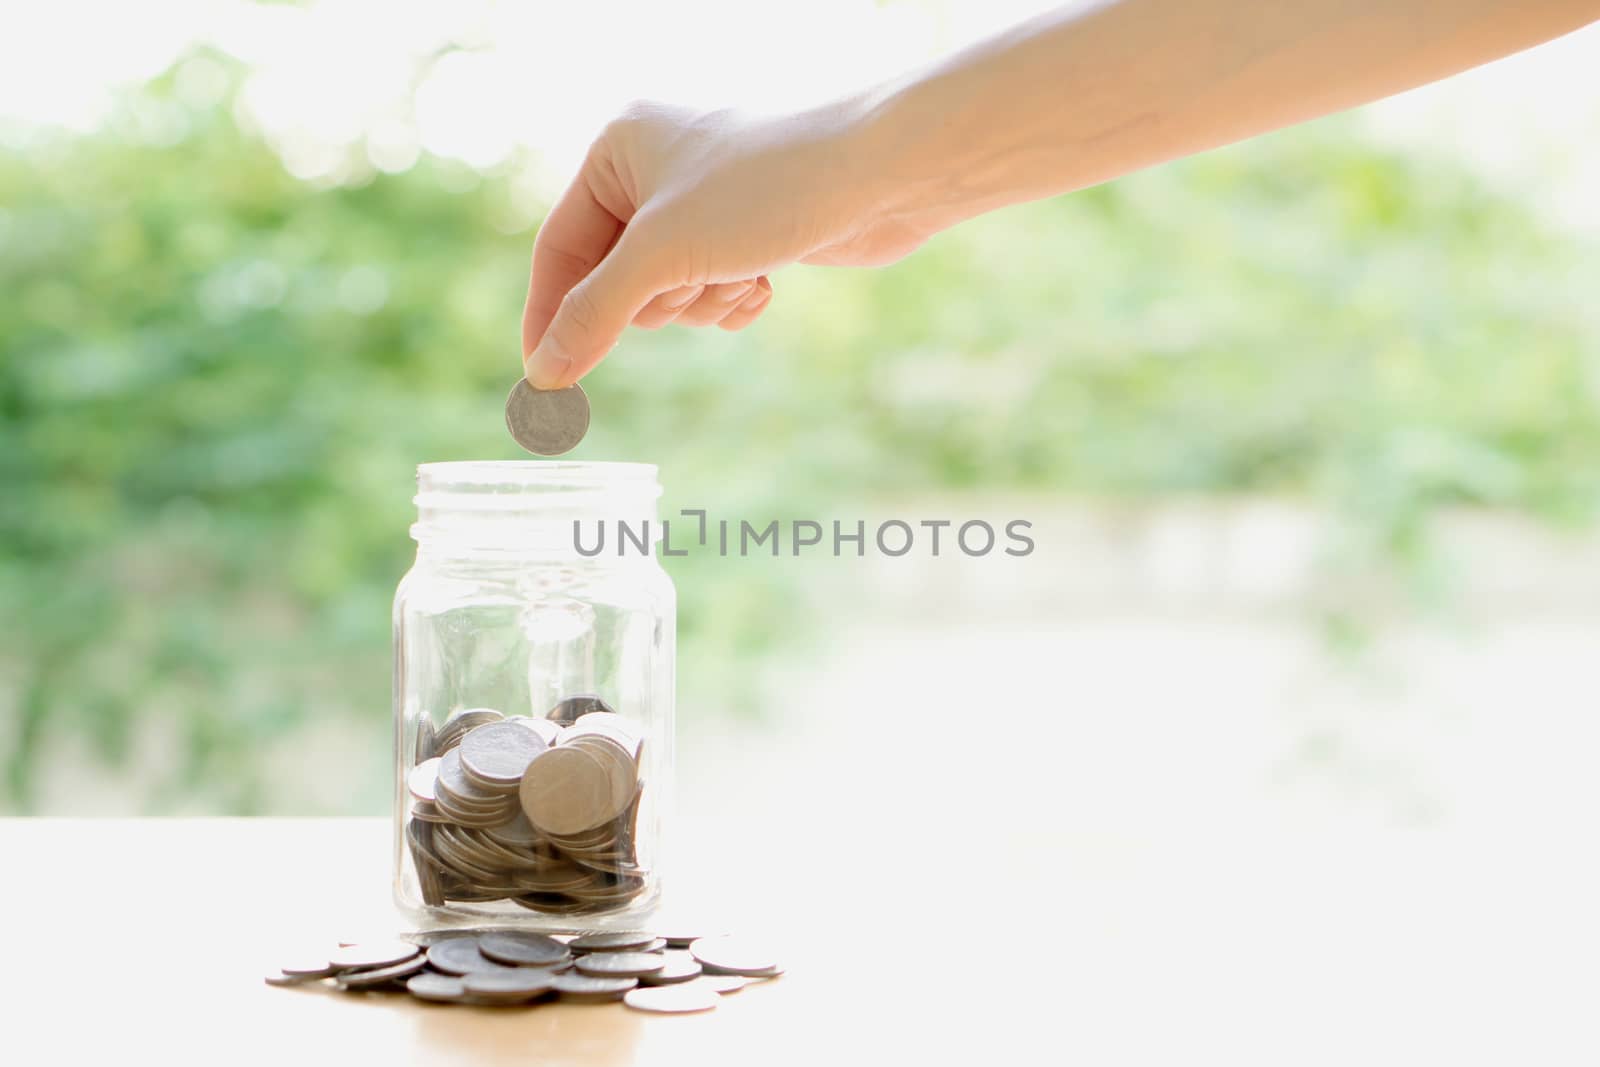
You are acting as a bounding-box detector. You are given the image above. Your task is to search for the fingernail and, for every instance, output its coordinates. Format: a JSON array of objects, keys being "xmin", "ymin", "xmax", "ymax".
[
  {"xmin": 718, "ymin": 285, "xmax": 755, "ymax": 304},
  {"xmin": 738, "ymin": 288, "xmax": 771, "ymax": 311},
  {"xmin": 524, "ymin": 338, "xmax": 573, "ymax": 390}
]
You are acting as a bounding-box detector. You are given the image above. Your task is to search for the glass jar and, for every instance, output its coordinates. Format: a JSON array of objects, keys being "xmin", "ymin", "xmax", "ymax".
[{"xmin": 392, "ymin": 461, "xmax": 674, "ymax": 929}]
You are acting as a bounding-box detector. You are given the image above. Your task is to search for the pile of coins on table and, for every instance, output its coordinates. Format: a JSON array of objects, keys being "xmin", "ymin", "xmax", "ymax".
[
  {"xmin": 266, "ymin": 929, "xmax": 782, "ymax": 1015},
  {"xmin": 406, "ymin": 698, "xmax": 649, "ymax": 915}
]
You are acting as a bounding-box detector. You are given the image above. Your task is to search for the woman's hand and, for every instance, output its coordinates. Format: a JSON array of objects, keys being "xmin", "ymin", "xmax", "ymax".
[
  {"xmin": 523, "ymin": 2, "xmax": 1600, "ymax": 389},
  {"xmin": 521, "ymin": 98, "xmax": 929, "ymax": 389}
]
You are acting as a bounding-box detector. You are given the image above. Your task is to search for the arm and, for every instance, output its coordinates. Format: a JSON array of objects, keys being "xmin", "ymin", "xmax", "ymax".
[
  {"xmin": 522, "ymin": 0, "xmax": 1600, "ymax": 388},
  {"xmin": 853, "ymin": 0, "xmax": 1598, "ymax": 237}
]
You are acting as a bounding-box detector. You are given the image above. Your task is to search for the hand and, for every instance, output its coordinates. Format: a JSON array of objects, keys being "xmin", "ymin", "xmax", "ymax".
[{"xmin": 521, "ymin": 99, "xmax": 930, "ymax": 388}]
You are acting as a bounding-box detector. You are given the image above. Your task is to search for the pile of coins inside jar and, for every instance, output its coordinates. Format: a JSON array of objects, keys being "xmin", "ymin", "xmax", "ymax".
[
  {"xmin": 266, "ymin": 929, "xmax": 782, "ymax": 1015},
  {"xmin": 406, "ymin": 697, "xmax": 649, "ymax": 915}
]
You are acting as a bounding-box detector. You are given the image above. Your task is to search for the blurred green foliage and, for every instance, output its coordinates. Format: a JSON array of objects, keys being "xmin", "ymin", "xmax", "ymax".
[{"xmin": 2, "ymin": 55, "xmax": 1597, "ymax": 812}]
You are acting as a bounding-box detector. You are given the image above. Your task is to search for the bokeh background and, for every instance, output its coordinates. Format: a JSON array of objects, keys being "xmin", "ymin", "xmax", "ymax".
[{"xmin": 3, "ymin": 0, "xmax": 1598, "ymax": 833}]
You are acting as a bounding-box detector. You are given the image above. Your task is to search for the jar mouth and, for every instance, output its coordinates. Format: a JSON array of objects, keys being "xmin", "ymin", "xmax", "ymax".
[
  {"xmin": 417, "ymin": 461, "xmax": 659, "ymax": 489},
  {"xmin": 412, "ymin": 461, "xmax": 662, "ymax": 553}
]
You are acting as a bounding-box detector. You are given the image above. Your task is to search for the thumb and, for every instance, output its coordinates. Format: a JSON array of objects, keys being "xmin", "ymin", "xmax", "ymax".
[{"xmin": 523, "ymin": 228, "xmax": 663, "ymax": 389}]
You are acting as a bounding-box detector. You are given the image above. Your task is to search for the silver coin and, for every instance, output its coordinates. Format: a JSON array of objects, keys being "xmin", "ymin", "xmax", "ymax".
[
  {"xmin": 414, "ymin": 717, "xmax": 437, "ymax": 763},
  {"xmin": 477, "ymin": 932, "xmax": 572, "ymax": 968},
  {"xmin": 409, "ymin": 800, "xmax": 449, "ymax": 823},
  {"xmin": 483, "ymin": 812, "xmax": 540, "ymax": 848},
  {"xmin": 434, "ymin": 708, "xmax": 505, "ymax": 752},
  {"xmin": 404, "ymin": 927, "xmax": 527, "ymax": 947},
  {"xmin": 337, "ymin": 954, "xmax": 428, "ymax": 989},
  {"xmin": 551, "ymin": 973, "xmax": 637, "ymax": 1001},
  {"xmin": 328, "ymin": 941, "xmax": 420, "ymax": 970},
  {"xmin": 278, "ymin": 954, "xmax": 339, "ymax": 978},
  {"xmin": 434, "ymin": 749, "xmax": 509, "ymax": 807},
  {"xmin": 689, "ymin": 974, "xmax": 750, "ymax": 995},
  {"xmin": 505, "ymin": 379, "xmax": 590, "ymax": 456},
  {"xmin": 545, "ymin": 694, "xmax": 614, "ymax": 726},
  {"xmin": 265, "ymin": 971, "xmax": 326, "ymax": 987},
  {"xmin": 623, "ymin": 985, "xmax": 719, "ymax": 1014},
  {"xmin": 407, "ymin": 757, "xmax": 442, "ymax": 802},
  {"xmin": 639, "ymin": 952, "xmax": 702, "ymax": 985},
  {"xmin": 406, "ymin": 972, "xmax": 469, "ymax": 1003},
  {"xmin": 574, "ymin": 952, "xmax": 666, "ymax": 978},
  {"xmin": 660, "ymin": 930, "xmax": 720, "ymax": 949},
  {"xmin": 688, "ymin": 936, "xmax": 783, "ymax": 978},
  {"xmin": 459, "ymin": 720, "xmax": 548, "ymax": 786},
  {"xmin": 508, "ymin": 715, "xmax": 564, "ymax": 748},
  {"xmin": 426, "ymin": 936, "xmax": 499, "ymax": 975},
  {"xmin": 461, "ymin": 969, "xmax": 558, "ymax": 1001},
  {"xmin": 569, "ymin": 930, "xmax": 656, "ymax": 952},
  {"xmin": 402, "ymin": 929, "xmax": 480, "ymax": 947}
]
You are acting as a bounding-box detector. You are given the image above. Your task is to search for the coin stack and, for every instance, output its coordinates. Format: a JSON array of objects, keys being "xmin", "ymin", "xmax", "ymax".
[
  {"xmin": 406, "ymin": 698, "xmax": 648, "ymax": 916},
  {"xmin": 266, "ymin": 929, "xmax": 782, "ymax": 1015}
]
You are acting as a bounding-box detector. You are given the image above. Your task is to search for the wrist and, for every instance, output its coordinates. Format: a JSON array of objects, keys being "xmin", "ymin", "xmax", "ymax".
[{"xmin": 833, "ymin": 72, "xmax": 1001, "ymax": 241}]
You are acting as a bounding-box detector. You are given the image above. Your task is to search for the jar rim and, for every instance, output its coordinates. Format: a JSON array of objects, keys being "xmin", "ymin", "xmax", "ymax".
[{"xmin": 417, "ymin": 460, "xmax": 659, "ymax": 489}]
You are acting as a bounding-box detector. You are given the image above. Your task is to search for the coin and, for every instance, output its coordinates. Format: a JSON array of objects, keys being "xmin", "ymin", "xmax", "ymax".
[
  {"xmin": 460, "ymin": 720, "xmax": 547, "ymax": 787},
  {"xmin": 477, "ymin": 932, "xmax": 572, "ymax": 967},
  {"xmin": 414, "ymin": 717, "xmax": 437, "ymax": 763},
  {"xmin": 435, "ymin": 749, "xmax": 499, "ymax": 801},
  {"xmin": 404, "ymin": 927, "xmax": 526, "ymax": 946},
  {"xmin": 426, "ymin": 936, "xmax": 499, "ymax": 975},
  {"xmin": 434, "ymin": 708, "xmax": 505, "ymax": 753},
  {"xmin": 407, "ymin": 821, "xmax": 448, "ymax": 906},
  {"xmin": 278, "ymin": 954, "xmax": 340, "ymax": 978},
  {"xmin": 409, "ymin": 800, "xmax": 449, "ymax": 823},
  {"xmin": 402, "ymin": 928, "xmax": 481, "ymax": 947},
  {"xmin": 504, "ymin": 379, "xmax": 590, "ymax": 456},
  {"xmin": 407, "ymin": 757, "xmax": 442, "ymax": 802},
  {"xmin": 623, "ymin": 985, "xmax": 719, "ymax": 1014},
  {"xmin": 561, "ymin": 735, "xmax": 639, "ymax": 816},
  {"xmin": 562, "ymin": 712, "xmax": 642, "ymax": 757},
  {"xmin": 507, "ymin": 715, "xmax": 563, "ymax": 748},
  {"xmin": 520, "ymin": 746, "xmax": 618, "ymax": 836},
  {"xmin": 688, "ymin": 937, "xmax": 783, "ymax": 978},
  {"xmin": 569, "ymin": 930, "xmax": 657, "ymax": 952},
  {"xmin": 551, "ymin": 973, "xmax": 637, "ymax": 1001},
  {"xmin": 659, "ymin": 929, "xmax": 720, "ymax": 949},
  {"xmin": 639, "ymin": 952, "xmax": 702, "ymax": 985},
  {"xmin": 264, "ymin": 972, "xmax": 319, "ymax": 987},
  {"xmin": 432, "ymin": 793, "xmax": 519, "ymax": 829},
  {"xmin": 337, "ymin": 954, "xmax": 428, "ymax": 989},
  {"xmin": 462, "ymin": 969, "xmax": 558, "ymax": 1002},
  {"xmin": 328, "ymin": 941, "xmax": 421, "ymax": 970},
  {"xmin": 546, "ymin": 694, "xmax": 614, "ymax": 726},
  {"xmin": 483, "ymin": 812, "xmax": 540, "ymax": 848},
  {"xmin": 406, "ymin": 972, "xmax": 469, "ymax": 1003},
  {"xmin": 689, "ymin": 974, "xmax": 749, "ymax": 995},
  {"xmin": 574, "ymin": 952, "xmax": 667, "ymax": 978}
]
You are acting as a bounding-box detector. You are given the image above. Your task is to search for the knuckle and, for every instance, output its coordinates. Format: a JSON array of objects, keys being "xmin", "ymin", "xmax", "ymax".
[
  {"xmin": 606, "ymin": 98, "xmax": 663, "ymax": 138},
  {"xmin": 538, "ymin": 244, "xmax": 598, "ymax": 282}
]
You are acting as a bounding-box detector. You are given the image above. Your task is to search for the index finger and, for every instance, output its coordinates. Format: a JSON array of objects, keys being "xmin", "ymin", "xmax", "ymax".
[{"xmin": 521, "ymin": 174, "xmax": 624, "ymax": 360}]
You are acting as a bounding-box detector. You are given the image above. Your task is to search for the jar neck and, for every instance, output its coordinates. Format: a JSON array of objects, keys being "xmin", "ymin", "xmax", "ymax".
[
  {"xmin": 413, "ymin": 522, "xmax": 666, "ymax": 565},
  {"xmin": 410, "ymin": 460, "xmax": 662, "ymax": 561}
]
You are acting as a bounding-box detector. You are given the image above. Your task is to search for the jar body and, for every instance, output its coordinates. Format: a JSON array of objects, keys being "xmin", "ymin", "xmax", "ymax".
[{"xmin": 392, "ymin": 462, "xmax": 674, "ymax": 929}]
